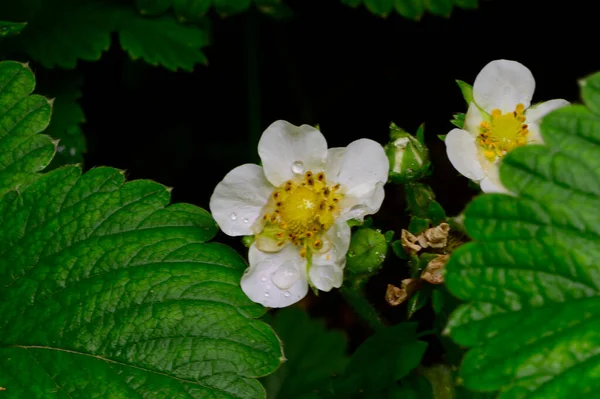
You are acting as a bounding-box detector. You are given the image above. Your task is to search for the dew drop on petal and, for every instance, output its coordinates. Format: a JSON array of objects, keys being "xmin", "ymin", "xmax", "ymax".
[
  {"xmin": 264, "ymin": 292, "xmax": 270, "ymax": 298},
  {"xmin": 230, "ymin": 212, "xmax": 237, "ymax": 220},
  {"xmin": 284, "ymin": 291, "xmax": 291, "ymax": 298},
  {"xmin": 243, "ymin": 218, "xmax": 249, "ymax": 223},
  {"xmin": 270, "ymin": 261, "xmax": 300, "ymax": 290},
  {"xmin": 260, "ymin": 276, "xmax": 267, "ymax": 282},
  {"xmin": 291, "ymin": 161, "xmax": 305, "ymax": 174}
]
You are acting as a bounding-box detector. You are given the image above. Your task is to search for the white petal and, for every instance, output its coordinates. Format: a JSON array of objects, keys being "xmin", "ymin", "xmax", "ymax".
[
  {"xmin": 258, "ymin": 120, "xmax": 328, "ymax": 186},
  {"xmin": 242, "ymin": 244, "xmax": 308, "ymax": 308},
  {"xmin": 336, "ymin": 139, "xmax": 389, "ymax": 189},
  {"xmin": 325, "ymin": 147, "xmax": 345, "ymax": 180},
  {"xmin": 525, "ymin": 99, "xmax": 570, "ymax": 123},
  {"xmin": 445, "ymin": 129, "xmax": 486, "ymax": 181},
  {"xmin": 209, "ymin": 164, "xmax": 273, "ymax": 236},
  {"xmin": 463, "ymin": 102, "xmax": 485, "ymax": 134},
  {"xmin": 527, "ymin": 123, "xmax": 544, "ymax": 144},
  {"xmin": 340, "ymin": 182, "xmax": 385, "ymax": 222},
  {"xmin": 473, "ymin": 60, "xmax": 535, "ymax": 113},
  {"xmin": 309, "ymin": 263, "xmax": 343, "ymax": 292},
  {"xmin": 480, "ymin": 175, "xmax": 508, "ymax": 194},
  {"xmin": 314, "ymin": 220, "xmax": 351, "ymax": 266}
]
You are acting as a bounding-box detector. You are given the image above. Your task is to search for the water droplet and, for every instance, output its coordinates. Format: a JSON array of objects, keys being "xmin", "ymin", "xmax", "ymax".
[
  {"xmin": 264, "ymin": 292, "xmax": 270, "ymax": 297},
  {"xmin": 271, "ymin": 261, "xmax": 300, "ymax": 290},
  {"xmin": 348, "ymin": 250, "xmax": 356, "ymax": 257},
  {"xmin": 243, "ymin": 218, "xmax": 249, "ymax": 223},
  {"xmin": 284, "ymin": 291, "xmax": 291, "ymax": 297},
  {"xmin": 230, "ymin": 213, "xmax": 237, "ymax": 220},
  {"xmin": 260, "ymin": 276, "xmax": 267, "ymax": 282},
  {"xmin": 291, "ymin": 160, "xmax": 305, "ymax": 174},
  {"xmin": 57, "ymin": 145, "xmax": 65, "ymax": 153},
  {"xmin": 69, "ymin": 147, "xmax": 76, "ymax": 156}
]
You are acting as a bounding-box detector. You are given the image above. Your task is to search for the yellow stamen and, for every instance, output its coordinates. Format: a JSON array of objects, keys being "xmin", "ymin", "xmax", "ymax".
[{"xmin": 477, "ymin": 103, "xmax": 529, "ymax": 162}]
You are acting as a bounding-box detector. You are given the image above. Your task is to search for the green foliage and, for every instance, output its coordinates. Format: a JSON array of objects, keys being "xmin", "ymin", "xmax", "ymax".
[
  {"xmin": 332, "ymin": 323, "xmax": 429, "ymax": 397},
  {"xmin": 0, "ymin": 21, "xmax": 26, "ymax": 37},
  {"xmin": 262, "ymin": 308, "xmax": 349, "ymax": 399},
  {"xmin": 0, "ymin": 61, "xmax": 54, "ymax": 197},
  {"xmin": 136, "ymin": 0, "xmax": 292, "ymax": 21},
  {"xmin": 0, "ymin": 0, "xmax": 210, "ymax": 71},
  {"xmin": 445, "ymin": 71, "xmax": 600, "ymax": 397},
  {"xmin": 0, "ymin": 60, "xmax": 282, "ymax": 398},
  {"xmin": 342, "ymin": 0, "xmax": 477, "ymax": 19},
  {"xmin": 346, "ymin": 228, "xmax": 388, "ymax": 275}
]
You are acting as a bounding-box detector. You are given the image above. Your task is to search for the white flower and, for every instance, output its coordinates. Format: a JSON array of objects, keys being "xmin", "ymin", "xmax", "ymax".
[
  {"xmin": 209, "ymin": 120, "xmax": 389, "ymax": 308},
  {"xmin": 446, "ymin": 59, "xmax": 569, "ymax": 193}
]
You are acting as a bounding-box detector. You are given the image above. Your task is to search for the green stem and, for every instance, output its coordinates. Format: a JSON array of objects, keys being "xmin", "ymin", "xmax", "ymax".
[
  {"xmin": 419, "ymin": 364, "xmax": 455, "ymax": 399},
  {"xmin": 245, "ymin": 9, "xmax": 260, "ymax": 163},
  {"xmin": 339, "ymin": 283, "xmax": 386, "ymax": 332}
]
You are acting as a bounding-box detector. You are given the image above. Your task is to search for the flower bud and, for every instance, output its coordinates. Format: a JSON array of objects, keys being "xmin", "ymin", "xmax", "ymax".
[
  {"xmin": 385, "ymin": 123, "xmax": 431, "ymax": 184},
  {"xmin": 346, "ymin": 228, "xmax": 387, "ymax": 276}
]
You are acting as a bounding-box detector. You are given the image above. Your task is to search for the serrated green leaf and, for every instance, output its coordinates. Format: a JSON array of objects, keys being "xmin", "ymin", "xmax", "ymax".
[
  {"xmin": 0, "ymin": 61, "xmax": 54, "ymax": 197},
  {"xmin": 456, "ymin": 79, "xmax": 473, "ymax": 104},
  {"xmin": 394, "ymin": 0, "xmax": 425, "ymax": 19},
  {"xmin": 450, "ymin": 112, "xmax": 465, "ymax": 129},
  {"xmin": 118, "ymin": 8, "xmax": 209, "ymax": 72},
  {"xmin": 424, "ymin": 0, "xmax": 453, "ymax": 16},
  {"xmin": 173, "ymin": 0, "xmax": 212, "ymax": 22},
  {"xmin": 365, "ymin": 0, "xmax": 394, "ymax": 17},
  {"xmin": 336, "ymin": 323, "xmax": 428, "ymax": 395},
  {"xmin": 38, "ymin": 72, "xmax": 86, "ymax": 170},
  {"xmin": 262, "ymin": 308, "xmax": 348, "ymax": 398},
  {"xmin": 0, "ymin": 21, "xmax": 26, "ymax": 37},
  {"xmin": 445, "ymin": 72, "xmax": 600, "ymax": 398},
  {"xmin": 0, "ymin": 62, "xmax": 283, "ymax": 397},
  {"xmin": 136, "ymin": 0, "xmax": 172, "ymax": 16},
  {"xmin": 0, "ymin": 0, "xmax": 117, "ymax": 68}
]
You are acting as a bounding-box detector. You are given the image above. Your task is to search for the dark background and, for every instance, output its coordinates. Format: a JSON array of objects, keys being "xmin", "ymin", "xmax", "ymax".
[{"xmin": 75, "ymin": 0, "xmax": 596, "ymax": 351}]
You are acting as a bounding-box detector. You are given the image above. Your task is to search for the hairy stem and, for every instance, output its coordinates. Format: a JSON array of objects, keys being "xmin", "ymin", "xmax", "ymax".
[{"xmin": 340, "ymin": 283, "xmax": 386, "ymax": 332}]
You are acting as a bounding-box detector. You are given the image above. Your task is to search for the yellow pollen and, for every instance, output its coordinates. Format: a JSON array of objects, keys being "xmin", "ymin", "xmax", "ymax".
[
  {"xmin": 255, "ymin": 170, "xmax": 343, "ymax": 255},
  {"xmin": 477, "ymin": 103, "xmax": 529, "ymax": 161}
]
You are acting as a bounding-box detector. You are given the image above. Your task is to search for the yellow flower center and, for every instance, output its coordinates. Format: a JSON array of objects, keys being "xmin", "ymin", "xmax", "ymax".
[
  {"xmin": 477, "ymin": 103, "xmax": 529, "ymax": 161},
  {"xmin": 257, "ymin": 171, "xmax": 343, "ymax": 258}
]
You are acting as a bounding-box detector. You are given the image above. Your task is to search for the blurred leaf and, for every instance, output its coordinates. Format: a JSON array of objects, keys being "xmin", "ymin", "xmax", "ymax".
[
  {"xmin": 118, "ymin": 8, "xmax": 209, "ymax": 71},
  {"xmin": 407, "ymin": 283, "xmax": 433, "ymax": 318},
  {"xmin": 0, "ymin": 59, "xmax": 283, "ymax": 398},
  {"xmin": 334, "ymin": 323, "xmax": 428, "ymax": 396},
  {"xmin": 0, "ymin": 61, "xmax": 53, "ymax": 196},
  {"xmin": 214, "ymin": 0, "xmax": 252, "ymax": 15},
  {"xmin": 0, "ymin": 21, "xmax": 27, "ymax": 37},
  {"xmin": 427, "ymin": 200, "xmax": 446, "ymax": 224},
  {"xmin": 391, "ymin": 239, "xmax": 408, "ymax": 259},
  {"xmin": 173, "ymin": 0, "xmax": 212, "ymax": 22},
  {"xmin": 365, "ymin": 0, "xmax": 394, "ymax": 17},
  {"xmin": 445, "ymin": 71, "xmax": 600, "ymax": 397},
  {"xmin": 262, "ymin": 308, "xmax": 349, "ymax": 399},
  {"xmin": 345, "ymin": 0, "xmax": 477, "ymax": 19},
  {"xmin": 408, "ymin": 216, "xmax": 429, "ymax": 234},
  {"xmin": 346, "ymin": 228, "xmax": 388, "ymax": 275},
  {"xmin": 136, "ymin": 0, "xmax": 172, "ymax": 15}
]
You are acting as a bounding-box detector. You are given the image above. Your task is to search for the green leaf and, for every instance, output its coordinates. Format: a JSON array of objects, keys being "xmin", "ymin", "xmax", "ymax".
[
  {"xmin": 424, "ymin": 0, "xmax": 453, "ymax": 16},
  {"xmin": 453, "ymin": 0, "xmax": 478, "ymax": 8},
  {"xmin": 456, "ymin": 79, "xmax": 474, "ymax": 104},
  {"xmin": 136, "ymin": 0, "xmax": 172, "ymax": 16},
  {"xmin": 437, "ymin": 134, "xmax": 447, "ymax": 141},
  {"xmin": 346, "ymin": 228, "xmax": 388, "ymax": 275},
  {"xmin": 214, "ymin": 0, "xmax": 252, "ymax": 16},
  {"xmin": 341, "ymin": 0, "xmax": 363, "ymax": 7},
  {"xmin": 0, "ymin": 60, "xmax": 283, "ymax": 397},
  {"xmin": 408, "ymin": 216, "xmax": 430, "ymax": 234},
  {"xmin": 0, "ymin": 21, "xmax": 26, "ymax": 37},
  {"xmin": 262, "ymin": 308, "xmax": 348, "ymax": 398},
  {"xmin": 38, "ymin": 72, "xmax": 86, "ymax": 170},
  {"xmin": 0, "ymin": 0, "xmax": 117, "ymax": 68},
  {"xmin": 0, "ymin": 61, "xmax": 54, "ymax": 197},
  {"xmin": 427, "ymin": 200, "xmax": 446, "ymax": 224},
  {"xmin": 336, "ymin": 323, "xmax": 428, "ymax": 395},
  {"xmin": 394, "ymin": 0, "xmax": 425, "ymax": 20},
  {"xmin": 173, "ymin": 0, "xmax": 212, "ymax": 22},
  {"xmin": 450, "ymin": 112, "xmax": 465, "ymax": 129},
  {"xmin": 445, "ymin": 71, "xmax": 600, "ymax": 398},
  {"xmin": 365, "ymin": 0, "xmax": 394, "ymax": 17},
  {"xmin": 118, "ymin": 8, "xmax": 209, "ymax": 71}
]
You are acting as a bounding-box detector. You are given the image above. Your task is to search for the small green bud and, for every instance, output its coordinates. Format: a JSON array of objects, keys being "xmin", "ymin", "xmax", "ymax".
[
  {"xmin": 385, "ymin": 123, "xmax": 431, "ymax": 184},
  {"xmin": 346, "ymin": 228, "xmax": 388, "ymax": 276},
  {"xmin": 241, "ymin": 235, "xmax": 255, "ymax": 248}
]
